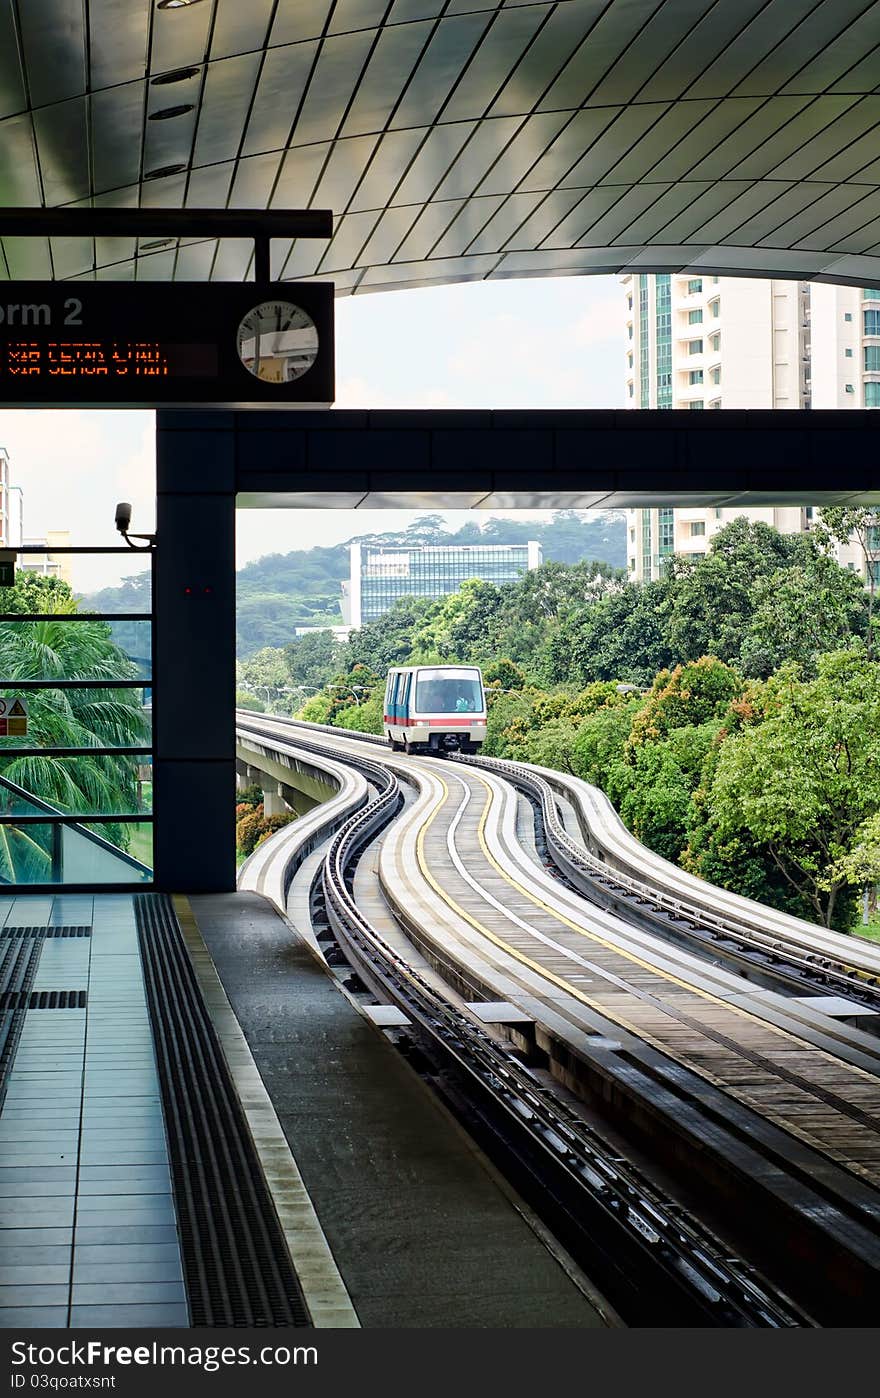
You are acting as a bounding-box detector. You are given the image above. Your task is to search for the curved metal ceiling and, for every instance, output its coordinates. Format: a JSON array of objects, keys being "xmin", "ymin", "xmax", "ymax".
[{"xmin": 2, "ymin": 0, "xmax": 880, "ymax": 290}]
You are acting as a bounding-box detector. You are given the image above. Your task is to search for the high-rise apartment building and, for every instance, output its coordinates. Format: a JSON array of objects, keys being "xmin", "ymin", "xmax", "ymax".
[
  {"xmin": 623, "ymin": 276, "xmax": 879, "ymax": 581},
  {"xmin": 0, "ymin": 447, "xmax": 23, "ymax": 548},
  {"xmin": 346, "ymin": 540, "xmax": 542, "ymax": 628}
]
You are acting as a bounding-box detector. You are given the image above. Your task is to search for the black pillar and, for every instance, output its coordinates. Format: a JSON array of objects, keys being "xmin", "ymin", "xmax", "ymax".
[{"xmin": 153, "ymin": 411, "xmax": 236, "ymax": 891}]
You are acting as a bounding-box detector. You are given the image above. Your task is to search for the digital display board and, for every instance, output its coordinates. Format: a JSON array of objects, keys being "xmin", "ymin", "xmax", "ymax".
[{"xmin": 0, "ymin": 281, "xmax": 333, "ymax": 408}]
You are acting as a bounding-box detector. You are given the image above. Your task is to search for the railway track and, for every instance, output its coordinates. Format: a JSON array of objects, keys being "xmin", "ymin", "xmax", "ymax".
[{"xmin": 235, "ymin": 714, "xmax": 880, "ymax": 1324}]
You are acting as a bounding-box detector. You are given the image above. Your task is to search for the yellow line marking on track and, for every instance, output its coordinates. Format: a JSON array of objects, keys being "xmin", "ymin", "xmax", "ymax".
[{"xmin": 409, "ymin": 768, "xmax": 880, "ymax": 1178}]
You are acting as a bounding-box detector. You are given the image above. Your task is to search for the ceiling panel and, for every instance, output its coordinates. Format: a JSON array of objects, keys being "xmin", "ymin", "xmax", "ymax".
[
  {"xmin": 0, "ymin": 113, "xmax": 42, "ymax": 205},
  {"xmin": 646, "ymin": 97, "xmax": 765, "ymax": 180},
  {"xmin": 185, "ymin": 161, "xmax": 236, "ymax": 207},
  {"xmin": 390, "ymin": 122, "xmax": 477, "ymax": 204},
  {"xmin": 440, "ymin": 5, "xmax": 551, "ymax": 122},
  {"xmin": 476, "ymin": 109, "xmax": 570, "ymax": 193},
  {"xmin": 767, "ymin": 97, "xmax": 880, "ymax": 181},
  {"xmin": 18, "ymin": 0, "xmax": 85, "ymax": 107},
  {"xmin": 391, "ymin": 13, "xmax": 493, "ymax": 128},
  {"xmin": 271, "ymin": 142, "xmax": 330, "ymax": 207},
  {"xmin": 1, "ymin": 236, "xmax": 52, "ymax": 280},
  {"xmin": 211, "ymin": 0, "xmax": 275, "ymax": 61},
  {"xmin": 652, "ymin": 180, "xmax": 753, "ymax": 241},
  {"xmin": 270, "ymin": 1, "xmax": 333, "ymax": 47},
  {"xmin": 637, "ymin": 0, "xmax": 769, "ymax": 102},
  {"xmin": 576, "ymin": 183, "xmax": 675, "ymax": 246},
  {"xmin": 340, "ymin": 21, "xmax": 434, "ymax": 137},
  {"xmin": 586, "ymin": 0, "xmax": 718, "ymax": 107},
  {"xmin": 193, "ymin": 52, "xmax": 263, "ymax": 167},
  {"xmin": 348, "ymin": 128, "xmax": 428, "ymax": 211},
  {"xmin": 33, "ymin": 98, "xmax": 90, "ymax": 205},
  {"xmin": 0, "ymin": 2, "xmax": 26, "ymax": 118},
  {"xmin": 150, "ymin": 0, "xmax": 214, "ymax": 74},
  {"xmin": 229, "ymin": 151, "xmax": 285, "ymax": 207},
  {"xmin": 356, "ymin": 205, "xmax": 421, "ymax": 264},
  {"xmin": 318, "ymin": 209, "xmax": 381, "ymax": 271},
  {"xmin": 242, "ymin": 42, "xmax": 319, "ymax": 156},
  {"xmin": 780, "ymin": 4, "xmax": 880, "ymax": 95},
  {"xmin": 732, "ymin": 0, "xmax": 874, "ymax": 98},
  {"xmin": 793, "ymin": 190, "xmax": 880, "ymax": 249},
  {"xmin": 489, "ymin": 2, "xmax": 603, "ymax": 116},
  {"xmin": 293, "ymin": 29, "xmax": 376, "ymax": 145},
  {"xmin": 88, "ymin": 0, "xmax": 151, "ymax": 89},
  {"xmin": 504, "ymin": 185, "xmax": 595, "ymax": 249},
  {"xmin": 539, "ymin": 1, "xmax": 660, "ymax": 111},
  {"xmin": 430, "ymin": 193, "xmax": 508, "ymax": 256},
  {"xmin": 465, "ymin": 189, "xmax": 549, "ymax": 252},
  {"xmin": 598, "ymin": 99, "xmax": 717, "ymax": 184},
  {"xmin": 211, "ymin": 237, "xmax": 253, "ymax": 281},
  {"xmin": 393, "ymin": 199, "xmax": 465, "ymax": 260},
  {"xmin": 329, "ymin": 1, "xmax": 395, "ymax": 34},
  {"xmin": 518, "ymin": 107, "xmax": 622, "ymax": 191},
  {"xmin": 540, "ymin": 186, "xmax": 624, "ymax": 247},
  {"xmin": 175, "ymin": 239, "xmax": 218, "ymax": 279},
  {"xmin": 312, "ymin": 135, "xmax": 381, "ymax": 212},
  {"xmin": 0, "ymin": 0, "xmax": 877, "ymax": 290},
  {"xmin": 49, "ymin": 235, "xmax": 93, "ymax": 279},
  {"xmin": 687, "ymin": 0, "xmax": 822, "ymax": 99},
  {"xmin": 684, "ymin": 97, "xmax": 814, "ymax": 181},
  {"xmin": 616, "ymin": 181, "xmax": 713, "ymax": 244},
  {"xmin": 730, "ymin": 183, "xmax": 838, "ymax": 244},
  {"xmin": 434, "ymin": 116, "xmax": 526, "ymax": 199},
  {"xmin": 92, "ymin": 83, "xmax": 144, "ymax": 194},
  {"xmin": 725, "ymin": 97, "xmax": 860, "ymax": 180},
  {"xmin": 682, "ymin": 180, "xmax": 795, "ymax": 244},
  {"xmin": 561, "ymin": 105, "xmax": 672, "ymax": 187}
]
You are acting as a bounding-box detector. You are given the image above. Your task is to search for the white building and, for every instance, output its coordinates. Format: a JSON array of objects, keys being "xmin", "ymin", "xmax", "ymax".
[
  {"xmin": 623, "ymin": 276, "xmax": 879, "ymax": 581},
  {"xmin": 0, "ymin": 448, "xmax": 23, "ymax": 548}
]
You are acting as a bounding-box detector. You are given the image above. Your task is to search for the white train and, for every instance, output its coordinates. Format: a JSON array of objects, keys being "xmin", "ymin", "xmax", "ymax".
[{"xmin": 384, "ymin": 665, "xmax": 487, "ymax": 755}]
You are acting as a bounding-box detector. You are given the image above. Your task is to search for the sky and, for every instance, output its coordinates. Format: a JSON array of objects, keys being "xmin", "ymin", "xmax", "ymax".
[{"xmin": 0, "ymin": 274, "xmax": 624, "ymax": 591}]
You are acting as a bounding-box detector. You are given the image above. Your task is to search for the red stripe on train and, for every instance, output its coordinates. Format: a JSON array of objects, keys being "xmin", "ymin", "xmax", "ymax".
[{"xmin": 383, "ymin": 716, "xmax": 482, "ymax": 727}]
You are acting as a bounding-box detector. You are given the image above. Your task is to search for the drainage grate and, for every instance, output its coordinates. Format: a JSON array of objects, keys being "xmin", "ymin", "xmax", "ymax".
[
  {"xmin": 135, "ymin": 893, "xmax": 311, "ymax": 1328},
  {"xmin": 0, "ymin": 932, "xmax": 46, "ymax": 1101},
  {"xmin": 0, "ymin": 990, "xmax": 89, "ymax": 1010},
  {"xmin": 1, "ymin": 926, "xmax": 91, "ymax": 939}
]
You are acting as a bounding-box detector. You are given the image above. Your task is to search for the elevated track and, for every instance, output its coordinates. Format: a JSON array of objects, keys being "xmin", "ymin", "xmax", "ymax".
[{"xmin": 236, "ymin": 713, "xmax": 880, "ymax": 1326}]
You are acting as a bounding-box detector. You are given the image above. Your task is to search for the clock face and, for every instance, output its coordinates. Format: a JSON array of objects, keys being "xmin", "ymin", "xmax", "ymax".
[{"xmin": 236, "ymin": 300, "xmax": 319, "ymax": 383}]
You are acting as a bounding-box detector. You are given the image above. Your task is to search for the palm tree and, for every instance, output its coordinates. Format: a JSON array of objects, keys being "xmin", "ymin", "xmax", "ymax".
[{"xmin": 0, "ymin": 592, "xmax": 150, "ymax": 879}]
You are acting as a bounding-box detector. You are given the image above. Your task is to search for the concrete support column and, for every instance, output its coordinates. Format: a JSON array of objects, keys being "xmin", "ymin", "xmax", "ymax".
[
  {"xmin": 153, "ymin": 412, "xmax": 236, "ymax": 892},
  {"xmin": 262, "ymin": 784, "xmax": 287, "ymax": 818}
]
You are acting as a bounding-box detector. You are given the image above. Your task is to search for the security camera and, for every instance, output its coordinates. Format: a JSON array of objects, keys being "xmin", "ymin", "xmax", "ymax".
[{"xmin": 115, "ymin": 501, "xmax": 132, "ymax": 535}]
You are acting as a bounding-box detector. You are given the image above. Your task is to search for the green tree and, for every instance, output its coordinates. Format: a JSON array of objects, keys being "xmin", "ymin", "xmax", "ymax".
[
  {"xmin": 816, "ymin": 506, "xmax": 880, "ymax": 660},
  {"xmin": 692, "ymin": 653, "xmax": 880, "ymax": 929},
  {"xmin": 283, "ymin": 630, "xmax": 341, "ymax": 691},
  {"xmin": 238, "ymin": 647, "xmax": 290, "ymax": 710},
  {"xmin": 547, "ymin": 579, "xmax": 673, "ymax": 686}
]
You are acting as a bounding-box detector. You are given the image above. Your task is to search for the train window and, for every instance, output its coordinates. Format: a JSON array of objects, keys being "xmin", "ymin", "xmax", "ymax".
[{"xmin": 415, "ymin": 669, "xmax": 483, "ymax": 714}]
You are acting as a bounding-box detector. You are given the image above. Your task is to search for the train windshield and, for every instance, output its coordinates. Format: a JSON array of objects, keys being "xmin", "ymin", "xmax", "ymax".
[{"xmin": 414, "ymin": 669, "xmax": 483, "ymax": 715}]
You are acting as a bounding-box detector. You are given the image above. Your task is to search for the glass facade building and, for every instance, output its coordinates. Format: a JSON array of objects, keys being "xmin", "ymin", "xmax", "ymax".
[{"xmin": 348, "ymin": 540, "xmax": 542, "ymax": 626}]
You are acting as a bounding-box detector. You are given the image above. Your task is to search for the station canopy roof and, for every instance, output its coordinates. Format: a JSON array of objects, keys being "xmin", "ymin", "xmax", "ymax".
[{"xmin": 2, "ymin": 0, "xmax": 880, "ymax": 291}]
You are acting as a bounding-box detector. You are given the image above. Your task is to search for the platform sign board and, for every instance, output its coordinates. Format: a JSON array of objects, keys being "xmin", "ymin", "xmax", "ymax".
[
  {"xmin": 0, "ymin": 696, "xmax": 28, "ymax": 737},
  {"xmin": 0, "ymin": 281, "xmax": 334, "ymax": 408}
]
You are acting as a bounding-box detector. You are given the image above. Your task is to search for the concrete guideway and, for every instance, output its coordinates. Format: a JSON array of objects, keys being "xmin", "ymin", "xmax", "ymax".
[{"xmin": 237, "ymin": 716, "xmax": 880, "ymax": 1320}]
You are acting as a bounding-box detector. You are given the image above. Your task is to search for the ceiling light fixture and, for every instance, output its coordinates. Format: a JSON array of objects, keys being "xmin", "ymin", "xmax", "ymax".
[
  {"xmin": 148, "ymin": 104, "xmax": 195, "ymax": 121},
  {"xmin": 143, "ymin": 163, "xmax": 187, "ymax": 180},
  {"xmin": 156, "ymin": 0, "xmax": 204, "ymax": 10},
  {"xmin": 151, "ymin": 67, "xmax": 200, "ymax": 85},
  {"xmin": 140, "ymin": 238, "xmax": 175, "ymax": 251}
]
